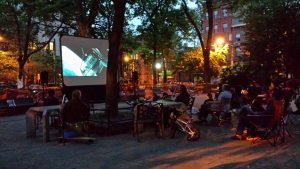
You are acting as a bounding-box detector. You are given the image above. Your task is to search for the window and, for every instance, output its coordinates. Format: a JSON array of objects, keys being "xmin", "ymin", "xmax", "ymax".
[
  {"xmin": 235, "ymin": 33, "xmax": 241, "ymax": 41},
  {"xmin": 222, "ymin": 23, "xmax": 228, "ymax": 32},
  {"xmin": 205, "ymin": 13, "xmax": 208, "ymax": 20},
  {"xmin": 222, "ymin": 9, "xmax": 228, "ymax": 17},
  {"xmin": 229, "ymin": 34, "xmax": 232, "ymax": 41},
  {"xmin": 205, "ymin": 26, "xmax": 209, "ymax": 32},
  {"xmin": 214, "ymin": 10, "xmax": 218, "ymax": 18},
  {"xmin": 214, "ymin": 25, "xmax": 218, "ymax": 32}
]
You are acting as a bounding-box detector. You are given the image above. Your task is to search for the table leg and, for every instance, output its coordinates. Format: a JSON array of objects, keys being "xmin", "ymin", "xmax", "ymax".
[
  {"xmin": 43, "ymin": 111, "xmax": 50, "ymax": 142},
  {"xmin": 26, "ymin": 110, "xmax": 37, "ymax": 138},
  {"xmin": 161, "ymin": 111, "xmax": 164, "ymax": 137}
]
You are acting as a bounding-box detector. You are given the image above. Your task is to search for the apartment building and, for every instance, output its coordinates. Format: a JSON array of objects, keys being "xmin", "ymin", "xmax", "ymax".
[{"xmin": 202, "ymin": 4, "xmax": 245, "ymax": 65}]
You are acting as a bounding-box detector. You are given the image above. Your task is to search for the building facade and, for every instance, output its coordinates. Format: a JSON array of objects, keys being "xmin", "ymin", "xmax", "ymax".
[{"xmin": 202, "ymin": 3, "xmax": 245, "ymax": 65}]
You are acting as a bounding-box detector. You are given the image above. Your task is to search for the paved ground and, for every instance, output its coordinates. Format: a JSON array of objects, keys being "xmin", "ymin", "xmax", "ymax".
[{"xmin": 1, "ymin": 111, "xmax": 300, "ymax": 169}]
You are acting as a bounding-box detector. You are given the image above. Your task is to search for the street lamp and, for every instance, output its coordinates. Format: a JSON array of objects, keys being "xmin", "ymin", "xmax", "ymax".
[
  {"xmin": 216, "ymin": 37, "xmax": 225, "ymax": 45},
  {"xmin": 0, "ymin": 35, "xmax": 4, "ymax": 42},
  {"xmin": 155, "ymin": 63, "xmax": 162, "ymax": 69},
  {"xmin": 155, "ymin": 63, "xmax": 162, "ymax": 83},
  {"xmin": 214, "ymin": 37, "xmax": 234, "ymax": 66},
  {"xmin": 124, "ymin": 55, "xmax": 130, "ymax": 63},
  {"xmin": 49, "ymin": 41, "xmax": 56, "ymax": 85}
]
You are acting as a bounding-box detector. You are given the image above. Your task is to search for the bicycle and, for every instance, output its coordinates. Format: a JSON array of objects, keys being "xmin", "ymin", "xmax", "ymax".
[{"xmin": 169, "ymin": 111, "xmax": 200, "ymax": 141}]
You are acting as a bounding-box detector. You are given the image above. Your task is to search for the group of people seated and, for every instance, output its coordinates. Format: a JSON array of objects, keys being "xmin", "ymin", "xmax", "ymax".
[
  {"xmin": 41, "ymin": 78, "xmax": 299, "ymax": 141},
  {"xmin": 198, "ymin": 84, "xmax": 233, "ymax": 123},
  {"xmin": 148, "ymin": 85, "xmax": 191, "ymax": 106},
  {"xmin": 196, "ymin": 80, "xmax": 296, "ymax": 141},
  {"xmin": 43, "ymin": 89, "xmax": 90, "ymax": 137}
]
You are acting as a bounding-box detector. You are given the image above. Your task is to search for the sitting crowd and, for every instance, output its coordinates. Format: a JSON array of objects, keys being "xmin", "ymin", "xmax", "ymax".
[{"xmin": 55, "ymin": 78, "xmax": 299, "ymax": 141}]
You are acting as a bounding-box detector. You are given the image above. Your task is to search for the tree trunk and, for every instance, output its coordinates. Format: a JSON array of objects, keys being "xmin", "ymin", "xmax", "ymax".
[
  {"xmin": 17, "ymin": 59, "xmax": 25, "ymax": 89},
  {"xmin": 106, "ymin": 0, "xmax": 126, "ymax": 118},
  {"xmin": 152, "ymin": 39, "xmax": 157, "ymax": 85},
  {"xmin": 163, "ymin": 51, "xmax": 167, "ymax": 83},
  {"xmin": 204, "ymin": 0, "xmax": 213, "ymax": 83},
  {"xmin": 203, "ymin": 49, "xmax": 210, "ymax": 83},
  {"xmin": 77, "ymin": 20, "xmax": 92, "ymax": 37},
  {"xmin": 182, "ymin": 0, "xmax": 213, "ymax": 83}
]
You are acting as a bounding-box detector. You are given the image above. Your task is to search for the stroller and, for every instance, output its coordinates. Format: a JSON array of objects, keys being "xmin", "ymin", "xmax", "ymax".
[{"xmin": 169, "ymin": 110, "xmax": 200, "ymax": 141}]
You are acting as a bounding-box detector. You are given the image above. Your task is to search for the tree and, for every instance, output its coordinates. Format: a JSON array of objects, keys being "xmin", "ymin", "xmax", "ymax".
[
  {"xmin": 177, "ymin": 45, "xmax": 227, "ymax": 80},
  {"xmin": 105, "ymin": 0, "xmax": 127, "ymax": 117},
  {"xmin": 181, "ymin": 0, "xmax": 214, "ymax": 83},
  {"xmin": 0, "ymin": 0, "xmax": 64, "ymax": 87},
  {"xmin": 233, "ymin": 0, "xmax": 300, "ymax": 80},
  {"xmin": 59, "ymin": 0, "xmax": 113, "ymax": 38},
  {"xmin": 0, "ymin": 51, "xmax": 18, "ymax": 81},
  {"xmin": 136, "ymin": 0, "xmax": 190, "ymax": 84}
]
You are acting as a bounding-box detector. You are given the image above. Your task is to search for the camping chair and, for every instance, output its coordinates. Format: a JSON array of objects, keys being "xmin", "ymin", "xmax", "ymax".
[
  {"xmin": 219, "ymin": 98, "xmax": 232, "ymax": 125},
  {"xmin": 133, "ymin": 101, "xmax": 163, "ymax": 142},
  {"xmin": 284, "ymin": 95, "xmax": 300, "ymax": 136},
  {"xmin": 205, "ymin": 100, "xmax": 222, "ymax": 124},
  {"xmin": 247, "ymin": 100, "xmax": 287, "ymax": 146}
]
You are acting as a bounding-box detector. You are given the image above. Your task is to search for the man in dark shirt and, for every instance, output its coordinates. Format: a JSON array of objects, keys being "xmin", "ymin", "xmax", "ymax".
[
  {"xmin": 62, "ymin": 90, "xmax": 90, "ymax": 125},
  {"xmin": 198, "ymin": 93, "xmax": 214, "ymax": 122}
]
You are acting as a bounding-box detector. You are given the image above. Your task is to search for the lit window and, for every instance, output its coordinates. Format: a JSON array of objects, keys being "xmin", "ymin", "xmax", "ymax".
[
  {"xmin": 214, "ymin": 10, "xmax": 218, "ymax": 18},
  {"xmin": 222, "ymin": 23, "xmax": 228, "ymax": 32},
  {"xmin": 214, "ymin": 25, "xmax": 218, "ymax": 32},
  {"xmin": 222, "ymin": 9, "xmax": 228, "ymax": 17},
  {"xmin": 236, "ymin": 33, "xmax": 241, "ymax": 41}
]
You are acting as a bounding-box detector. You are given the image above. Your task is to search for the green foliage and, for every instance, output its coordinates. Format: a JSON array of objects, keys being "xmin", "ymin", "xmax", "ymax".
[
  {"xmin": 176, "ymin": 46, "xmax": 227, "ymax": 77},
  {"xmin": 0, "ymin": 0, "xmax": 66, "ymax": 83},
  {"xmin": 234, "ymin": 0, "xmax": 300, "ymax": 79},
  {"xmin": 0, "ymin": 51, "xmax": 18, "ymax": 81}
]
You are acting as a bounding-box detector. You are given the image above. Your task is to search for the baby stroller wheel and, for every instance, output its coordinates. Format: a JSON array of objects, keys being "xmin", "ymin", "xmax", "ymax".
[{"xmin": 186, "ymin": 126, "xmax": 200, "ymax": 141}]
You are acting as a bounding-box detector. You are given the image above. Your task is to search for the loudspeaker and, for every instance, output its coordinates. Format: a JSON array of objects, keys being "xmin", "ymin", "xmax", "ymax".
[
  {"xmin": 41, "ymin": 71, "xmax": 48, "ymax": 84},
  {"xmin": 132, "ymin": 71, "xmax": 138, "ymax": 81}
]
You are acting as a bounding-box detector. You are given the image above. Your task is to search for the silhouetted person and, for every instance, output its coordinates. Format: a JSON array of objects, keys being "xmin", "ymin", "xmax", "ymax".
[
  {"xmin": 175, "ymin": 85, "xmax": 190, "ymax": 106},
  {"xmin": 231, "ymin": 87, "xmax": 284, "ymax": 140},
  {"xmin": 44, "ymin": 89, "xmax": 59, "ymax": 106},
  {"xmin": 62, "ymin": 90, "xmax": 90, "ymax": 125},
  {"xmin": 198, "ymin": 93, "xmax": 214, "ymax": 122}
]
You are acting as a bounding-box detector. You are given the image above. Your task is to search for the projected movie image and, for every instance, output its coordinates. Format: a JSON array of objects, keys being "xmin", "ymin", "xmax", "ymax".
[{"xmin": 61, "ymin": 36, "xmax": 109, "ymax": 86}]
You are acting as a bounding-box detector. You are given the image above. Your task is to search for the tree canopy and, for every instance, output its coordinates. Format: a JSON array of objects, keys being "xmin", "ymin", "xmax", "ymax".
[{"xmin": 233, "ymin": 0, "xmax": 300, "ymax": 81}]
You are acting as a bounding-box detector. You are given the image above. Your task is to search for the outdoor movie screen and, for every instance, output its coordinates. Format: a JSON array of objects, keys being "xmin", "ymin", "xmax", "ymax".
[{"xmin": 61, "ymin": 35, "xmax": 109, "ymax": 86}]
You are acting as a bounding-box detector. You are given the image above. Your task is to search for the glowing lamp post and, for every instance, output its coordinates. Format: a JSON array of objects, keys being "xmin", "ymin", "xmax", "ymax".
[
  {"xmin": 214, "ymin": 37, "xmax": 233, "ymax": 66},
  {"xmin": 155, "ymin": 63, "xmax": 162, "ymax": 83},
  {"xmin": 216, "ymin": 37, "xmax": 225, "ymax": 45},
  {"xmin": 49, "ymin": 41, "xmax": 56, "ymax": 85},
  {"xmin": 124, "ymin": 55, "xmax": 130, "ymax": 63}
]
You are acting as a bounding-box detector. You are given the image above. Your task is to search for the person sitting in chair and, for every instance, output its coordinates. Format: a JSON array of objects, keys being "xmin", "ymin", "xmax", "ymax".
[
  {"xmin": 61, "ymin": 90, "xmax": 90, "ymax": 135},
  {"xmin": 44, "ymin": 89, "xmax": 59, "ymax": 106},
  {"xmin": 218, "ymin": 84, "xmax": 232, "ymax": 121},
  {"xmin": 231, "ymin": 87, "xmax": 284, "ymax": 140},
  {"xmin": 198, "ymin": 93, "xmax": 214, "ymax": 122},
  {"xmin": 175, "ymin": 85, "xmax": 190, "ymax": 106}
]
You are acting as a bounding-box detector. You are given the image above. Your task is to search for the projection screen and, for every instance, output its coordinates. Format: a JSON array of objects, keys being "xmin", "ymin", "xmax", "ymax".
[{"xmin": 61, "ymin": 35, "xmax": 109, "ymax": 86}]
